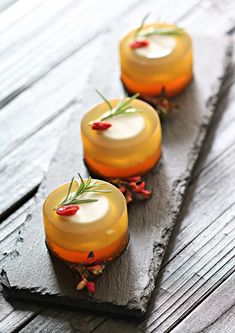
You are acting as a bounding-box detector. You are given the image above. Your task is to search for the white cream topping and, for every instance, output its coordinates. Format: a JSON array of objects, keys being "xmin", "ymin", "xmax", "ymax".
[
  {"xmin": 54, "ymin": 191, "xmax": 110, "ymax": 234},
  {"xmin": 67, "ymin": 192, "xmax": 109, "ymax": 224},
  {"xmin": 135, "ymin": 35, "xmax": 176, "ymax": 59},
  {"xmin": 102, "ymin": 110, "xmax": 145, "ymax": 140}
]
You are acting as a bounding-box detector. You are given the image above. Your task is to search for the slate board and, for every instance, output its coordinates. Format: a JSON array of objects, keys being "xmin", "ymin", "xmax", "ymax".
[{"xmin": 0, "ymin": 35, "xmax": 232, "ymax": 317}]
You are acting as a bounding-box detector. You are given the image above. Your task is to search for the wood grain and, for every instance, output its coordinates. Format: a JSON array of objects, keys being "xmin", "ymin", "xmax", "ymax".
[{"xmin": 171, "ymin": 272, "xmax": 235, "ymax": 333}]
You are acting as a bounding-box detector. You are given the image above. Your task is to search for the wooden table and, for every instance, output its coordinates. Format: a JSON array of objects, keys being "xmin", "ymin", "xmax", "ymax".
[{"xmin": 0, "ymin": 0, "xmax": 235, "ymax": 332}]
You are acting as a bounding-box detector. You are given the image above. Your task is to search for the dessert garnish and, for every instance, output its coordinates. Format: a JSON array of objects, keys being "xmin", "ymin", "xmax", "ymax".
[
  {"xmin": 142, "ymin": 87, "xmax": 178, "ymax": 118},
  {"xmin": 89, "ymin": 90, "xmax": 142, "ymax": 131},
  {"xmin": 55, "ymin": 173, "xmax": 111, "ymax": 216},
  {"xmin": 70, "ymin": 251, "xmax": 105, "ymax": 294},
  {"xmin": 129, "ymin": 39, "xmax": 149, "ymax": 49},
  {"xmin": 91, "ymin": 121, "xmax": 112, "ymax": 131},
  {"xmin": 56, "ymin": 205, "xmax": 80, "ymax": 216},
  {"xmin": 130, "ymin": 14, "xmax": 183, "ymax": 49},
  {"xmin": 111, "ymin": 175, "xmax": 152, "ymax": 203}
]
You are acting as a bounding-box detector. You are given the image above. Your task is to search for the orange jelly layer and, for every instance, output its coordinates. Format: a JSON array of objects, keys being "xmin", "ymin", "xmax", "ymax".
[
  {"xmin": 46, "ymin": 230, "xmax": 129, "ymax": 264},
  {"xmin": 43, "ymin": 180, "xmax": 128, "ymax": 264},
  {"xmin": 119, "ymin": 23, "xmax": 193, "ymax": 97},
  {"xmin": 85, "ymin": 146, "xmax": 161, "ymax": 179},
  {"xmin": 121, "ymin": 70, "xmax": 193, "ymax": 97},
  {"xmin": 81, "ymin": 98, "xmax": 162, "ymax": 179}
]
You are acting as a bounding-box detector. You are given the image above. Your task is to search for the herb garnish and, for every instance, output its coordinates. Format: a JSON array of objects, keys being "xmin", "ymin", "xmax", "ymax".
[
  {"xmin": 134, "ymin": 14, "xmax": 183, "ymax": 40},
  {"xmin": 55, "ymin": 173, "xmax": 111, "ymax": 210},
  {"xmin": 135, "ymin": 13, "xmax": 150, "ymax": 38},
  {"xmin": 139, "ymin": 27, "xmax": 184, "ymax": 37},
  {"xmin": 90, "ymin": 90, "xmax": 142, "ymax": 125}
]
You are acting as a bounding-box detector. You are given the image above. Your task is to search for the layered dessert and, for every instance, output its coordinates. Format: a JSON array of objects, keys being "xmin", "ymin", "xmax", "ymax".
[
  {"xmin": 81, "ymin": 92, "xmax": 162, "ymax": 179},
  {"xmin": 120, "ymin": 21, "xmax": 193, "ymax": 96},
  {"xmin": 43, "ymin": 174, "xmax": 128, "ymax": 264}
]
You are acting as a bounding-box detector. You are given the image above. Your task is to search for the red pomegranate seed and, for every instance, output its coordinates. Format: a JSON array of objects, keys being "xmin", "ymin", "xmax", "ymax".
[
  {"xmin": 56, "ymin": 205, "xmax": 79, "ymax": 216},
  {"xmin": 87, "ymin": 281, "xmax": 96, "ymax": 293},
  {"xmin": 92, "ymin": 121, "xmax": 112, "ymax": 131},
  {"xmin": 129, "ymin": 39, "xmax": 149, "ymax": 49},
  {"xmin": 139, "ymin": 189, "xmax": 152, "ymax": 199},
  {"xmin": 118, "ymin": 185, "xmax": 126, "ymax": 193},
  {"xmin": 132, "ymin": 181, "xmax": 146, "ymax": 192}
]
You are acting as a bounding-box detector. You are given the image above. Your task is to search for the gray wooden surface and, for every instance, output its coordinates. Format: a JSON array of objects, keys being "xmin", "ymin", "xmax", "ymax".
[{"xmin": 0, "ymin": 0, "xmax": 235, "ymax": 332}]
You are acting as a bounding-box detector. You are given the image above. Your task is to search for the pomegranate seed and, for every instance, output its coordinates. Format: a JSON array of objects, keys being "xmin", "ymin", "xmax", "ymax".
[
  {"xmin": 56, "ymin": 205, "xmax": 79, "ymax": 216},
  {"xmin": 92, "ymin": 121, "xmax": 112, "ymax": 131},
  {"xmin": 139, "ymin": 189, "xmax": 152, "ymax": 199},
  {"xmin": 129, "ymin": 39, "xmax": 149, "ymax": 49},
  {"xmin": 129, "ymin": 181, "xmax": 137, "ymax": 188},
  {"xmin": 118, "ymin": 185, "xmax": 126, "ymax": 193},
  {"xmin": 87, "ymin": 281, "xmax": 96, "ymax": 293},
  {"xmin": 132, "ymin": 181, "xmax": 146, "ymax": 192},
  {"xmin": 87, "ymin": 264, "xmax": 105, "ymax": 275}
]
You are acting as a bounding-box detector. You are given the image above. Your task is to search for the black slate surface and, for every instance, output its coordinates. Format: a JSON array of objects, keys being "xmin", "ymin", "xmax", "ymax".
[{"xmin": 0, "ymin": 35, "xmax": 232, "ymax": 317}]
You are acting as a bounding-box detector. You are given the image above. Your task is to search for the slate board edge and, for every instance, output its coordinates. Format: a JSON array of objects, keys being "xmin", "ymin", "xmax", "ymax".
[
  {"xmin": 0, "ymin": 268, "xmax": 143, "ymax": 317},
  {"xmin": 0, "ymin": 40, "xmax": 233, "ymax": 318},
  {"xmin": 126, "ymin": 39, "xmax": 233, "ymax": 313}
]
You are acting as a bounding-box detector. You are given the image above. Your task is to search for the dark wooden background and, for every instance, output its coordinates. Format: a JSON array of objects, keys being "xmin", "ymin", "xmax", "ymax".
[{"xmin": 0, "ymin": 0, "xmax": 235, "ymax": 332}]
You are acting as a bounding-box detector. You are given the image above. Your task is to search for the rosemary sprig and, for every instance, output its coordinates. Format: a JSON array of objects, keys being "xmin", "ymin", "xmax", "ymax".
[
  {"xmin": 139, "ymin": 27, "xmax": 184, "ymax": 38},
  {"xmin": 134, "ymin": 14, "xmax": 183, "ymax": 39},
  {"xmin": 55, "ymin": 173, "xmax": 111, "ymax": 209},
  {"xmin": 135, "ymin": 13, "xmax": 150, "ymax": 38},
  {"xmin": 91, "ymin": 91, "xmax": 142, "ymax": 124},
  {"xmin": 95, "ymin": 89, "xmax": 112, "ymax": 111}
]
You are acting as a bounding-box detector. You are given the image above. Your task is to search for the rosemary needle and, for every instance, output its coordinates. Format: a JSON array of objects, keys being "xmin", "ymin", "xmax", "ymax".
[
  {"xmin": 134, "ymin": 14, "xmax": 183, "ymax": 39},
  {"xmin": 90, "ymin": 90, "xmax": 142, "ymax": 124},
  {"xmin": 55, "ymin": 173, "xmax": 111, "ymax": 209}
]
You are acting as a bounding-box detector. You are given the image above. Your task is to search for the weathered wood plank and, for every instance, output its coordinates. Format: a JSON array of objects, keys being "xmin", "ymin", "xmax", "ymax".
[
  {"xmin": 0, "ymin": 0, "xmax": 78, "ymax": 39},
  {"xmin": 15, "ymin": 308, "xmax": 106, "ymax": 333},
  {"xmin": 0, "ymin": 295, "xmax": 43, "ymax": 333},
  {"xmin": 0, "ymin": 0, "xmax": 201, "ymax": 107},
  {"xmin": 0, "ymin": 34, "xmax": 102, "ymax": 159},
  {"xmin": 0, "ymin": 104, "xmax": 73, "ymax": 220},
  {"xmin": 0, "ymin": 0, "xmax": 143, "ymax": 105},
  {"xmin": 171, "ymin": 272, "xmax": 235, "ymax": 333},
  {"xmin": 180, "ymin": 0, "xmax": 235, "ymax": 35},
  {"xmin": 0, "ymin": 0, "xmax": 18, "ymax": 14},
  {"xmin": 0, "ymin": 0, "xmax": 45, "ymax": 33},
  {"xmin": 0, "ymin": 35, "xmax": 230, "ymax": 317}
]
